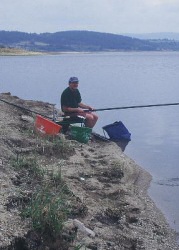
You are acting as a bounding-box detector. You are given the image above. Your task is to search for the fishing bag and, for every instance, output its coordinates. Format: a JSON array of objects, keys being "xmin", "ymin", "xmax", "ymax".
[{"xmin": 103, "ymin": 121, "xmax": 131, "ymax": 141}]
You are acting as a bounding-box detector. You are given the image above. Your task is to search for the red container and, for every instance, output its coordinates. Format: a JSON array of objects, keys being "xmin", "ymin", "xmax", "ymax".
[{"xmin": 35, "ymin": 115, "xmax": 62, "ymax": 135}]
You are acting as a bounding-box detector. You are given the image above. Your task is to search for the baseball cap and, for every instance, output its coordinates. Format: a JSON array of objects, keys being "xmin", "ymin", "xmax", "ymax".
[{"xmin": 69, "ymin": 77, "xmax": 79, "ymax": 83}]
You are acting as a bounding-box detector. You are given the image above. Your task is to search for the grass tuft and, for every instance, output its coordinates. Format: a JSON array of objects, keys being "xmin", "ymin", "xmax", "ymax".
[
  {"xmin": 11, "ymin": 155, "xmax": 44, "ymax": 178},
  {"xmin": 22, "ymin": 184, "xmax": 69, "ymax": 238}
]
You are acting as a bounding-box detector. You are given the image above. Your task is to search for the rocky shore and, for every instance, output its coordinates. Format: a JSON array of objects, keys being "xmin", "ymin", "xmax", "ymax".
[{"xmin": 0, "ymin": 93, "xmax": 178, "ymax": 250}]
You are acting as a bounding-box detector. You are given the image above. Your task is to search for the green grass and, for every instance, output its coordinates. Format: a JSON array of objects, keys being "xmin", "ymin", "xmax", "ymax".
[
  {"xmin": 10, "ymin": 133, "xmax": 80, "ymax": 247},
  {"xmin": 11, "ymin": 155, "xmax": 44, "ymax": 178},
  {"xmin": 74, "ymin": 245, "xmax": 86, "ymax": 250},
  {"xmin": 22, "ymin": 184, "xmax": 69, "ymax": 238}
]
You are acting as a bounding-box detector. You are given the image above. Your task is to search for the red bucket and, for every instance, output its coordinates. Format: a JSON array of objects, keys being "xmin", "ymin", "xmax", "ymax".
[{"xmin": 35, "ymin": 115, "xmax": 62, "ymax": 135}]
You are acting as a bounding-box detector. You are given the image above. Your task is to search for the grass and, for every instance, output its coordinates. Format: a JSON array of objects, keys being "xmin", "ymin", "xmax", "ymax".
[
  {"xmin": 74, "ymin": 245, "xmax": 86, "ymax": 250},
  {"xmin": 51, "ymin": 136, "xmax": 74, "ymax": 157},
  {"xmin": 110, "ymin": 160, "xmax": 125, "ymax": 178},
  {"xmin": 9, "ymin": 132, "xmax": 81, "ymax": 248},
  {"xmin": 33, "ymin": 133, "xmax": 74, "ymax": 158},
  {"xmin": 49, "ymin": 163, "xmax": 63, "ymax": 187},
  {"xmin": 19, "ymin": 160, "xmax": 72, "ymax": 239},
  {"xmin": 11, "ymin": 155, "xmax": 44, "ymax": 178},
  {"xmin": 23, "ymin": 184, "xmax": 69, "ymax": 238},
  {"xmin": 23, "ymin": 126, "xmax": 72, "ymax": 155}
]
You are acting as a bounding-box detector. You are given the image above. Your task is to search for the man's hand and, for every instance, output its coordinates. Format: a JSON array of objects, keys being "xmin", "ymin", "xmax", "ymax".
[
  {"xmin": 88, "ymin": 106, "xmax": 94, "ymax": 111},
  {"xmin": 76, "ymin": 107, "xmax": 85, "ymax": 113}
]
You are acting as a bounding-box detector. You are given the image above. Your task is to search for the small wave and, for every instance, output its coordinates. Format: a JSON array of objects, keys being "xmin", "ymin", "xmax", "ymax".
[{"xmin": 156, "ymin": 177, "xmax": 179, "ymax": 187}]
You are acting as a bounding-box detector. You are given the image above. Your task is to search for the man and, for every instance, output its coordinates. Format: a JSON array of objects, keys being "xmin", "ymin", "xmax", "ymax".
[{"xmin": 61, "ymin": 77, "xmax": 98, "ymax": 128}]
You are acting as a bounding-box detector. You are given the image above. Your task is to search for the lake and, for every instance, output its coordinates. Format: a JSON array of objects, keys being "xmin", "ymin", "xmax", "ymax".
[{"xmin": 1, "ymin": 51, "xmax": 179, "ymax": 235}]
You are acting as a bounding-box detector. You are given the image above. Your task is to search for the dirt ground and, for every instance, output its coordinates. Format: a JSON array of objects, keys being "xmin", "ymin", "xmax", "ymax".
[{"xmin": 0, "ymin": 92, "xmax": 179, "ymax": 250}]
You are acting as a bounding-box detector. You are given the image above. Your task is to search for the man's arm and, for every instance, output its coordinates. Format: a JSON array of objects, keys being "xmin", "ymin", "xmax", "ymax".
[
  {"xmin": 79, "ymin": 102, "xmax": 93, "ymax": 110},
  {"xmin": 62, "ymin": 106, "xmax": 84, "ymax": 113}
]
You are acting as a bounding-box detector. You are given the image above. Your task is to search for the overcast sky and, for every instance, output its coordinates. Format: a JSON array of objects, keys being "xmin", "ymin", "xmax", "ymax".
[{"xmin": 0, "ymin": 0, "xmax": 179, "ymax": 34}]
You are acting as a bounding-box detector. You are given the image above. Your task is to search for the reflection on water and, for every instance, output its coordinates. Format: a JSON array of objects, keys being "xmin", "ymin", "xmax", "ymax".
[
  {"xmin": 115, "ymin": 139, "xmax": 130, "ymax": 152},
  {"xmin": 92, "ymin": 133, "xmax": 130, "ymax": 152}
]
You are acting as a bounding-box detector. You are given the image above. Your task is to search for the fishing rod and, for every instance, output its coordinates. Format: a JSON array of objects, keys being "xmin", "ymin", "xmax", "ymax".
[
  {"xmin": 84, "ymin": 102, "xmax": 179, "ymax": 112},
  {"xmin": 2, "ymin": 97, "xmax": 179, "ymax": 118},
  {"xmin": 0, "ymin": 98, "xmax": 53, "ymax": 120},
  {"xmin": 0, "ymin": 98, "xmax": 83, "ymax": 123}
]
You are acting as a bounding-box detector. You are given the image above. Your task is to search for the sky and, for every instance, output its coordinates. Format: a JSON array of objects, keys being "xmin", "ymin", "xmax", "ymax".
[{"xmin": 0, "ymin": 0, "xmax": 179, "ymax": 34}]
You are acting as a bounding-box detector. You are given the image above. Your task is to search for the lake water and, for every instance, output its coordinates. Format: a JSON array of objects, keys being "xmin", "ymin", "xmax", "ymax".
[{"xmin": 1, "ymin": 52, "xmax": 179, "ymax": 235}]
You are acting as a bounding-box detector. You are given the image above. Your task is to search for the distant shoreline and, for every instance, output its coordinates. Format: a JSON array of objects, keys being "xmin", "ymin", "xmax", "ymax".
[
  {"xmin": 1, "ymin": 48, "xmax": 179, "ymax": 56},
  {"xmin": 0, "ymin": 48, "xmax": 44, "ymax": 56}
]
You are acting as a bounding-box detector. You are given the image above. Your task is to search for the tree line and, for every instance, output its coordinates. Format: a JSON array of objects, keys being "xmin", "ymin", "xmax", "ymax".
[{"xmin": 0, "ymin": 30, "xmax": 179, "ymax": 52}]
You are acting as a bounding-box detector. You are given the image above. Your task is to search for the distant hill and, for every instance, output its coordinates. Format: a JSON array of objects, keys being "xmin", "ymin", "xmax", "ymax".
[
  {"xmin": 1, "ymin": 30, "xmax": 179, "ymax": 52},
  {"xmin": 123, "ymin": 32, "xmax": 179, "ymax": 41}
]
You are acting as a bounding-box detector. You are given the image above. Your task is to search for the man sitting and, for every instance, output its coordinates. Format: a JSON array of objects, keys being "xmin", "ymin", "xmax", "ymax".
[{"xmin": 61, "ymin": 77, "xmax": 98, "ymax": 128}]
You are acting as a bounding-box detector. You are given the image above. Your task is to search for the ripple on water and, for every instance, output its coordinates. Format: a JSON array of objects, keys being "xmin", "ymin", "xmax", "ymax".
[{"xmin": 156, "ymin": 177, "xmax": 179, "ymax": 187}]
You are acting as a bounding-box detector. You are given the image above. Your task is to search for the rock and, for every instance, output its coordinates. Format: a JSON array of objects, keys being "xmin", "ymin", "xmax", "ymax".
[
  {"xmin": 21, "ymin": 115, "xmax": 34, "ymax": 123},
  {"xmin": 73, "ymin": 219, "xmax": 95, "ymax": 238}
]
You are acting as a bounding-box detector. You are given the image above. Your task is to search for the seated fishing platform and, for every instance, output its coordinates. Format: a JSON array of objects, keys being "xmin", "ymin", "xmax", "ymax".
[
  {"xmin": 56, "ymin": 115, "xmax": 86, "ymax": 133},
  {"xmin": 56, "ymin": 115, "xmax": 92, "ymax": 144}
]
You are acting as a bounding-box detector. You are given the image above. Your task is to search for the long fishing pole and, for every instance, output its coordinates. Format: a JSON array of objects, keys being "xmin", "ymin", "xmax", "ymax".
[
  {"xmin": 0, "ymin": 98, "xmax": 53, "ymax": 120},
  {"xmin": 2, "ymin": 98, "xmax": 179, "ymax": 118},
  {"xmin": 85, "ymin": 102, "xmax": 179, "ymax": 112}
]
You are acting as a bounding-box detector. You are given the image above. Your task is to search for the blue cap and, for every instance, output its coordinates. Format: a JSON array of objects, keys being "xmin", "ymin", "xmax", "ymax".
[{"xmin": 69, "ymin": 77, "xmax": 79, "ymax": 83}]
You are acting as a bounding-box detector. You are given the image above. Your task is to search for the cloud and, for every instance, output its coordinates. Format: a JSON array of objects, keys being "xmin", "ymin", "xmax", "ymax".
[
  {"xmin": 0, "ymin": 0, "xmax": 179, "ymax": 33},
  {"xmin": 146, "ymin": 0, "xmax": 178, "ymax": 6}
]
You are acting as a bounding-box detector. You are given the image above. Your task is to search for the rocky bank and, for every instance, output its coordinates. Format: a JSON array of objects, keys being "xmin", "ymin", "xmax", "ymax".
[{"xmin": 0, "ymin": 93, "xmax": 178, "ymax": 250}]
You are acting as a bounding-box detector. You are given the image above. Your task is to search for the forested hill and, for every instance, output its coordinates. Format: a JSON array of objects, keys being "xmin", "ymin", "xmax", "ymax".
[{"xmin": 0, "ymin": 30, "xmax": 179, "ymax": 52}]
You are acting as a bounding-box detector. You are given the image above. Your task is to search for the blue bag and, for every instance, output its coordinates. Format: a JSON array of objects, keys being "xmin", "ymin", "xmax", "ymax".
[{"xmin": 103, "ymin": 121, "xmax": 131, "ymax": 141}]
